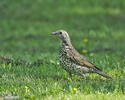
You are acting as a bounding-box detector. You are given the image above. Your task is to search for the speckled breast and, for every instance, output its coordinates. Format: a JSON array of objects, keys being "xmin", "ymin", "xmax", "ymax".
[{"xmin": 59, "ymin": 45, "xmax": 81, "ymax": 74}]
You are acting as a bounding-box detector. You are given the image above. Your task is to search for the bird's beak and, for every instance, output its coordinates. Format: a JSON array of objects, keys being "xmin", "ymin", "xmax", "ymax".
[{"xmin": 51, "ymin": 32, "xmax": 57, "ymax": 35}]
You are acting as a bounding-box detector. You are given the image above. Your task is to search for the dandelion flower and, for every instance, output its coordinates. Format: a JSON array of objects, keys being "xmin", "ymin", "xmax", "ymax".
[
  {"xmin": 83, "ymin": 38, "xmax": 88, "ymax": 43},
  {"xmin": 73, "ymin": 88, "xmax": 77, "ymax": 92},
  {"xmin": 82, "ymin": 49, "xmax": 87, "ymax": 54},
  {"xmin": 25, "ymin": 86, "xmax": 28, "ymax": 89}
]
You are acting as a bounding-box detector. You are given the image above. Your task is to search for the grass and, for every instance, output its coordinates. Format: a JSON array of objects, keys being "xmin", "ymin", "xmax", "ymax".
[{"xmin": 0, "ymin": 0, "xmax": 125, "ymax": 99}]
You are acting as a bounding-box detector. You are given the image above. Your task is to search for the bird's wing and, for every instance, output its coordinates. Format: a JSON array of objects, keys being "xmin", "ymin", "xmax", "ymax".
[{"xmin": 66, "ymin": 46, "xmax": 101, "ymax": 70}]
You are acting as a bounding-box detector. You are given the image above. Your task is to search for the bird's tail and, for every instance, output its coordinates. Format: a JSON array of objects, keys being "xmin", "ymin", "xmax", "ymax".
[{"xmin": 96, "ymin": 70, "xmax": 112, "ymax": 79}]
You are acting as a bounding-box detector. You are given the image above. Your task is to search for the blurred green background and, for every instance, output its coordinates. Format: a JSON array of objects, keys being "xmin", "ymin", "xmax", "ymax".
[
  {"xmin": 1, "ymin": 0, "xmax": 125, "ymax": 58},
  {"xmin": 0, "ymin": 0, "xmax": 125, "ymax": 99}
]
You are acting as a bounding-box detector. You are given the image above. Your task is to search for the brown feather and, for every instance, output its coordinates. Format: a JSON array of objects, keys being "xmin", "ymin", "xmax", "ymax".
[{"xmin": 66, "ymin": 45, "xmax": 100, "ymax": 70}]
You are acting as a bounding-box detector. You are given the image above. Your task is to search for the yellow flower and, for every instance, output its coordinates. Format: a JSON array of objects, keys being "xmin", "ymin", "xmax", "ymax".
[
  {"xmin": 82, "ymin": 49, "xmax": 87, "ymax": 54},
  {"xmin": 73, "ymin": 88, "xmax": 77, "ymax": 92},
  {"xmin": 83, "ymin": 38, "xmax": 88, "ymax": 43},
  {"xmin": 25, "ymin": 86, "xmax": 28, "ymax": 89}
]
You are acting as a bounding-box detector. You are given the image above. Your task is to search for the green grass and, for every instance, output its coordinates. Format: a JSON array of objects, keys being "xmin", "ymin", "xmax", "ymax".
[{"xmin": 0, "ymin": 0, "xmax": 125, "ymax": 99}]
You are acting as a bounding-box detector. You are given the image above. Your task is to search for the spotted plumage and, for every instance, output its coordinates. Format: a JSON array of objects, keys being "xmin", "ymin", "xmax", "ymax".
[{"xmin": 52, "ymin": 30, "xmax": 112, "ymax": 79}]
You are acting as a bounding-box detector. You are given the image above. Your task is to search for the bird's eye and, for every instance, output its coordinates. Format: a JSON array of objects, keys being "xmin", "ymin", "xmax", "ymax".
[{"xmin": 59, "ymin": 32, "xmax": 62, "ymax": 34}]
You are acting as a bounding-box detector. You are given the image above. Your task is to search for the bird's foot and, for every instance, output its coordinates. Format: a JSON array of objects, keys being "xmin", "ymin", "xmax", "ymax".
[
  {"xmin": 81, "ymin": 73, "xmax": 86, "ymax": 81},
  {"xmin": 68, "ymin": 73, "xmax": 72, "ymax": 81}
]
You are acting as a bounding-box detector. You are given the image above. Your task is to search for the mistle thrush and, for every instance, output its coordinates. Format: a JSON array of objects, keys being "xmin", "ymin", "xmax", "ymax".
[{"xmin": 52, "ymin": 30, "xmax": 112, "ymax": 79}]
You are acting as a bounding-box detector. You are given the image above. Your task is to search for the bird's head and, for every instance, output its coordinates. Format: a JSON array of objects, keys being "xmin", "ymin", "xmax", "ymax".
[{"xmin": 52, "ymin": 30, "xmax": 70, "ymax": 43}]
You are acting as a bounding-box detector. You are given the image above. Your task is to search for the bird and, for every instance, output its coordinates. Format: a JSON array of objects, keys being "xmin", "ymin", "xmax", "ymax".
[{"xmin": 52, "ymin": 30, "xmax": 112, "ymax": 80}]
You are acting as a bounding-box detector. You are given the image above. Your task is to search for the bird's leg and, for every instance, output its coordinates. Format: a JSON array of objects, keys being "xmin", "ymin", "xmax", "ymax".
[
  {"xmin": 68, "ymin": 73, "xmax": 72, "ymax": 80},
  {"xmin": 81, "ymin": 73, "xmax": 86, "ymax": 80}
]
